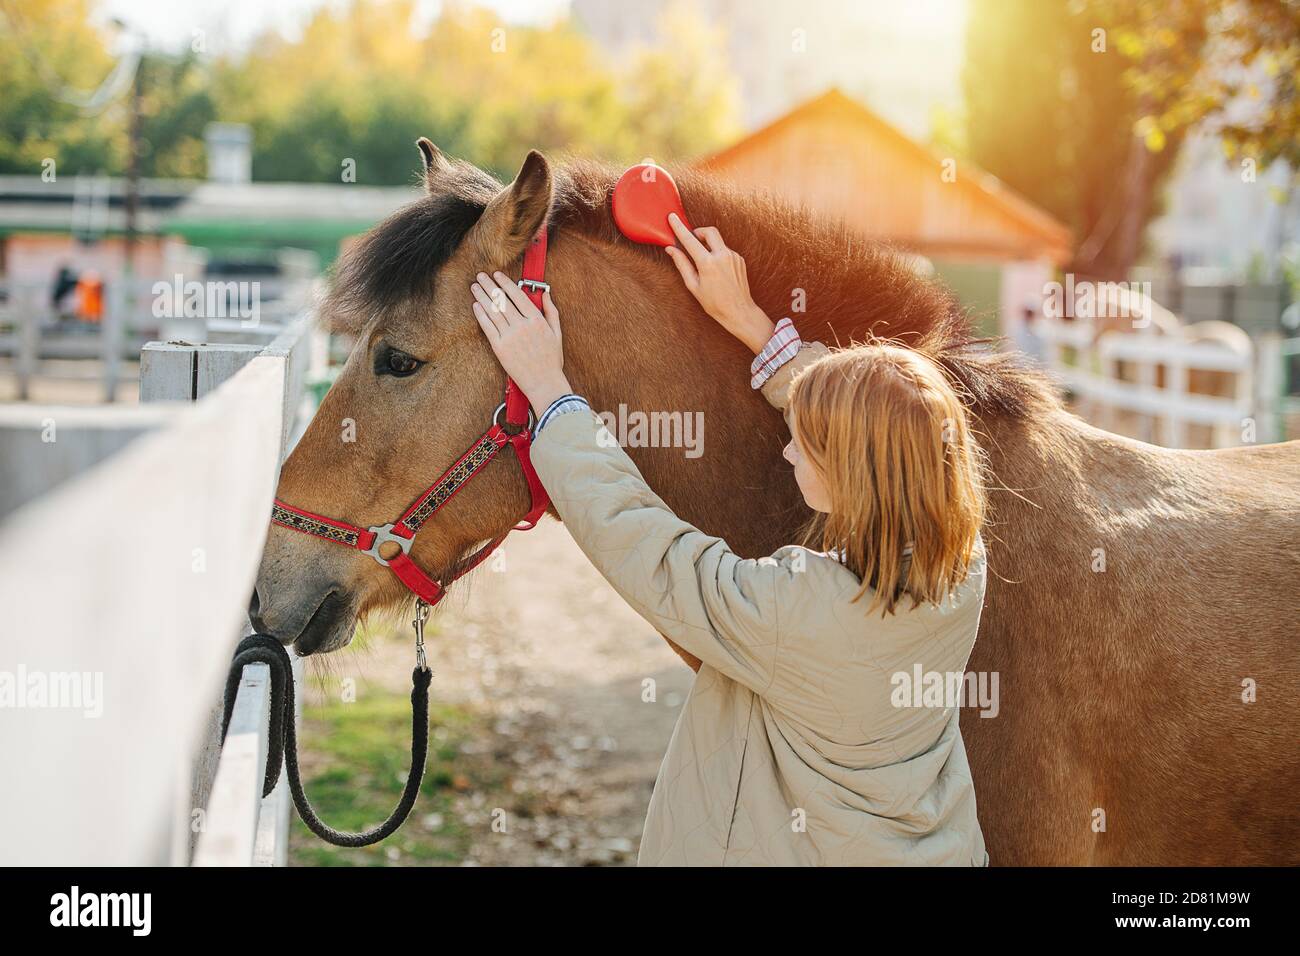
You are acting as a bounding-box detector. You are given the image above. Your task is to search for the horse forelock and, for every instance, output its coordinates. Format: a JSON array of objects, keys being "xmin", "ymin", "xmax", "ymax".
[{"xmin": 324, "ymin": 162, "xmax": 502, "ymax": 334}]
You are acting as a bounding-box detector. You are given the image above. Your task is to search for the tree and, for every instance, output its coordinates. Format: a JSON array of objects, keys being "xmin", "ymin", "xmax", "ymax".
[
  {"xmin": 136, "ymin": 51, "xmax": 217, "ymax": 179},
  {"xmin": 963, "ymin": 0, "xmax": 1298, "ymax": 280},
  {"xmin": 963, "ymin": 0, "xmax": 1191, "ymax": 279},
  {"xmin": 1108, "ymin": 0, "xmax": 1300, "ymax": 169},
  {"xmin": 2, "ymin": 0, "xmax": 743, "ymax": 187},
  {"xmin": 0, "ymin": 0, "xmax": 121, "ymax": 175},
  {"xmin": 210, "ymin": 0, "xmax": 741, "ymax": 184},
  {"xmin": 1, "ymin": 0, "xmax": 218, "ymax": 180},
  {"xmin": 618, "ymin": 0, "xmax": 742, "ymax": 164}
]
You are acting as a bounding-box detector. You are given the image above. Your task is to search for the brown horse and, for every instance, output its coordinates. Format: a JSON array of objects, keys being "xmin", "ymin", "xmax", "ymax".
[{"xmin": 253, "ymin": 142, "xmax": 1300, "ymax": 865}]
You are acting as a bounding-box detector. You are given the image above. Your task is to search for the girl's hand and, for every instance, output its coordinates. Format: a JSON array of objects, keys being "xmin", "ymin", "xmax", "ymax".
[
  {"xmin": 471, "ymin": 271, "xmax": 572, "ymax": 416},
  {"xmin": 665, "ymin": 213, "xmax": 775, "ymax": 355}
]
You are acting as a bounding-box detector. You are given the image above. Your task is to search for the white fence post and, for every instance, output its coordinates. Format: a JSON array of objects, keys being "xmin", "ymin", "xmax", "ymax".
[
  {"xmin": 1036, "ymin": 314, "xmax": 1256, "ymax": 449},
  {"xmin": 101, "ymin": 278, "xmax": 125, "ymax": 402},
  {"xmin": 15, "ymin": 286, "xmax": 40, "ymax": 401},
  {"xmin": 0, "ymin": 311, "xmax": 318, "ymax": 866}
]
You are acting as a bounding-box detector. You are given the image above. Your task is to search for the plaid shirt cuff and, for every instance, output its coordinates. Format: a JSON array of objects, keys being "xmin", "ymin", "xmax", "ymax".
[
  {"xmin": 534, "ymin": 394, "xmax": 591, "ymax": 437},
  {"xmin": 750, "ymin": 317, "xmax": 802, "ymax": 389}
]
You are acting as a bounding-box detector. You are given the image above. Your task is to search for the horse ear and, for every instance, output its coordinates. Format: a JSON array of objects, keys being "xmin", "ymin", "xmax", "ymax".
[
  {"xmin": 416, "ymin": 137, "xmax": 452, "ymax": 191},
  {"xmin": 474, "ymin": 150, "xmax": 552, "ymax": 260}
]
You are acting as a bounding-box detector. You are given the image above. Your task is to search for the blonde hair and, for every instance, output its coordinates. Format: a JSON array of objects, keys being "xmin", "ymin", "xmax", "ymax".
[{"xmin": 786, "ymin": 340, "xmax": 987, "ymax": 616}]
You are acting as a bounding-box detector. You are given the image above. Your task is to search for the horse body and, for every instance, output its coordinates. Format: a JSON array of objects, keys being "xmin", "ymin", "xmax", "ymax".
[
  {"xmin": 967, "ymin": 411, "xmax": 1300, "ymax": 864},
  {"xmin": 254, "ymin": 145, "xmax": 1300, "ymax": 864}
]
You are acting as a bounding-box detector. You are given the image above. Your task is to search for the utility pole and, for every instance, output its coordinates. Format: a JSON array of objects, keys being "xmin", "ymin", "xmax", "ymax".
[
  {"xmin": 123, "ymin": 47, "xmax": 143, "ymax": 276},
  {"xmin": 108, "ymin": 26, "xmax": 145, "ymax": 403}
]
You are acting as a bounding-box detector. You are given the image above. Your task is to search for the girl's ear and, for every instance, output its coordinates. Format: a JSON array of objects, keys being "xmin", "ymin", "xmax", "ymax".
[{"xmin": 473, "ymin": 150, "xmax": 553, "ymax": 262}]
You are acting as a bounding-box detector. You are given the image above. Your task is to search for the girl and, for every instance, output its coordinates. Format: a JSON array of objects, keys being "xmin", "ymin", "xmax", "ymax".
[{"xmin": 469, "ymin": 213, "xmax": 989, "ymax": 867}]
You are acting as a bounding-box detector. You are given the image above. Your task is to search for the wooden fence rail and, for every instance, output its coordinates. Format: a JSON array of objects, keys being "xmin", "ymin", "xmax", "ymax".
[{"xmin": 0, "ymin": 276, "xmax": 313, "ymax": 401}]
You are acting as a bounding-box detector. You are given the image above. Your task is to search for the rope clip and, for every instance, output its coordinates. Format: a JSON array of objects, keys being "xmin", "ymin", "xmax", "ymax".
[{"xmin": 413, "ymin": 598, "xmax": 431, "ymax": 672}]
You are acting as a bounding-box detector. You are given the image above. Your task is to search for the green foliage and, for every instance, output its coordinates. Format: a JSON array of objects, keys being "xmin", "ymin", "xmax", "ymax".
[
  {"xmin": 963, "ymin": 0, "xmax": 1298, "ymax": 277},
  {"xmin": 1, "ymin": 0, "xmax": 740, "ymax": 185},
  {"xmin": 1103, "ymin": 0, "xmax": 1300, "ymax": 168},
  {"xmin": 219, "ymin": 0, "xmax": 739, "ymax": 183},
  {"xmin": 0, "ymin": 0, "xmax": 121, "ymax": 175},
  {"xmin": 962, "ymin": 0, "xmax": 1173, "ymax": 276},
  {"xmin": 136, "ymin": 52, "xmax": 218, "ymax": 178}
]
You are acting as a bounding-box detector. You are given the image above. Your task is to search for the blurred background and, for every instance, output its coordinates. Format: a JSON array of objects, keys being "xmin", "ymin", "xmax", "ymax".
[
  {"xmin": 1, "ymin": 0, "xmax": 1297, "ymax": 866},
  {"xmin": 3, "ymin": 0, "xmax": 1299, "ymax": 431}
]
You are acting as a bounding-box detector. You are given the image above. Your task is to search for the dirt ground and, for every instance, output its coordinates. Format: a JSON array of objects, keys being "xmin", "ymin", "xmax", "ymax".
[{"xmin": 300, "ymin": 515, "xmax": 694, "ymax": 866}]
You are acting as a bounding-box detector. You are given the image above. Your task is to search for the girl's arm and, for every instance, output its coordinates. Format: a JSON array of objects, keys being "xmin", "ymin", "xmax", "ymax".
[
  {"xmin": 529, "ymin": 404, "xmax": 794, "ymax": 692},
  {"xmin": 664, "ymin": 213, "xmax": 830, "ymax": 417},
  {"xmin": 758, "ymin": 337, "xmax": 832, "ymax": 416},
  {"xmin": 470, "ymin": 271, "xmax": 794, "ymax": 692}
]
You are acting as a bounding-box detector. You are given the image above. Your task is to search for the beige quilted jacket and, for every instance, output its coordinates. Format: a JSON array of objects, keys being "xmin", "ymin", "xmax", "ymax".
[{"xmin": 530, "ymin": 342, "xmax": 989, "ymax": 866}]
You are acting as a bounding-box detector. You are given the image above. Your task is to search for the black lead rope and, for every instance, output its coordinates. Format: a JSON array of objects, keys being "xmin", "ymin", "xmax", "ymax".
[{"xmin": 220, "ymin": 634, "xmax": 432, "ymax": 848}]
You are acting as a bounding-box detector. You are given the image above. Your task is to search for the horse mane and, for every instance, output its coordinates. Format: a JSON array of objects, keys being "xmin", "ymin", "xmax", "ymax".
[
  {"xmin": 328, "ymin": 154, "xmax": 1062, "ymax": 422},
  {"xmin": 550, "ymin": 158, "xmax": 1061, "ymax": 422}
]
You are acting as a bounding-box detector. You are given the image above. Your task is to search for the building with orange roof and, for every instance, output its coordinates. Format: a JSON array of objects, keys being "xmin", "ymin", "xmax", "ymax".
[{"xmin": 695, "ymin": 88, "xmax": 1073, "ymax": 348}]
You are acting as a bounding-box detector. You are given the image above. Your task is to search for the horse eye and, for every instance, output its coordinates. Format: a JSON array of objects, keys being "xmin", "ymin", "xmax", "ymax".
[
  {"xmin": 388, "ymin": 351, "xmax": 419, "ymax": 376},
  {"xmin": 375, "ymin": 346, "xmax": 423, "ymax": 378}
]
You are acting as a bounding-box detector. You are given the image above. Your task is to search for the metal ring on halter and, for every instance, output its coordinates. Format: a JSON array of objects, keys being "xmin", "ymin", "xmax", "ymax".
[
  {"xmin": 361, "ymin": 522, "xmax": 414, "ymax": 567},
  {"xmin": 492, "ymin": 401, "xmax": 537, "ymax": 433}
]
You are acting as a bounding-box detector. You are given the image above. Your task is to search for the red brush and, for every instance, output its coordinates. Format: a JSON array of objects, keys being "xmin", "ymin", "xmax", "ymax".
[{"xmin": 612, "ymin": 163, "xmax": 692, "ymax": 247}]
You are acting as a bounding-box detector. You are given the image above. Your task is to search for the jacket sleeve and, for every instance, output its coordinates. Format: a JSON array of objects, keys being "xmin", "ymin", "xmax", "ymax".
[
  {"xmin": 758, "ymin": 341, "xmax": 832, "ymax": 419},
  {"xmin": 529, "ymin": 408, "xmax": 798, "ymax": 693}
]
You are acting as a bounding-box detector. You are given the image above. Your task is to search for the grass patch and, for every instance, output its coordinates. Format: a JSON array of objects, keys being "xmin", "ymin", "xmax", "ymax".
[{"xmin": 288, "ymin": 679, "xmax": 504, "ymax": 867}]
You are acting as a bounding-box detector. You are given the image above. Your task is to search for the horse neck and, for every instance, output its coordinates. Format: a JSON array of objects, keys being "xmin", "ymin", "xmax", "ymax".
[
  {"xmin": 545, "ymin": 230, "xmax": 742, "ymax": 415},
  {"xmin": 542, "ymin": 228, "xmax": 798, "ymax": 557}
]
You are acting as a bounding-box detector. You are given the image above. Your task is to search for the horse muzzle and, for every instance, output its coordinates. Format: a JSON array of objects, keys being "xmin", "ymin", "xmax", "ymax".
[{"xmin": 249, "ymin": 578, "xmax": 356, "ymax": 656}]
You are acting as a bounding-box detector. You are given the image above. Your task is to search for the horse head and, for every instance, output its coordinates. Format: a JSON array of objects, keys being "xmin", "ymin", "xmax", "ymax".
[{"xmin": 252, "ymin": 141, "xmax": 563, "ymax": 654}]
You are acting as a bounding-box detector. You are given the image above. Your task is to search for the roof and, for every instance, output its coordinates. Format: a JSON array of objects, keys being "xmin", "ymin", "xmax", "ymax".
[
  {"xmin": 696, "ymin": 88, "xmax": 1073, "ymax": 265},
  {"xmin": 0, "ymin": 175, "xmax": 417, "ymax": 242},
  {"xmin": 165, "ymin": 182, "xmax": 419, "ymax": 253},
  {"xmin": 0, "ymin": 175, "xmax": 192, "ymax": 235},
  {"xmin": 169, "ymin": 181, "xmax": 418, "ymax": 227}
]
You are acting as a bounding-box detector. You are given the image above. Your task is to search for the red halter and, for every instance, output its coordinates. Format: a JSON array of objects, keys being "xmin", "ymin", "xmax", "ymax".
[{"xmin": 270, "ymin": 227, "xmax": 552, "ymax": 608}]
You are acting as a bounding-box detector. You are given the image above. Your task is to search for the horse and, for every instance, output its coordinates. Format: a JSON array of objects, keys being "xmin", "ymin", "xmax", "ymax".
[{"xmin": 252, "ymin": 141, "xmax": 1300, "ymax": 865}]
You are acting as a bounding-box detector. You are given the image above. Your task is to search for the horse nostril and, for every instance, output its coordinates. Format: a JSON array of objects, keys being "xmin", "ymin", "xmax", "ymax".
[{"xmin": 248, "ymin": 588, "xmax": 266, "ymax": 632}]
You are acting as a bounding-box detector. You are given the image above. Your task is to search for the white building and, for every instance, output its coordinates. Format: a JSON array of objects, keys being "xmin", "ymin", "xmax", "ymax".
[
  {"xmin": 571, "ymin": 0, "xmax": 968, "ymax": 140},
  {"xmin": 1148, "ymin": 130, "xmax": 1298, "ymax": 280}
]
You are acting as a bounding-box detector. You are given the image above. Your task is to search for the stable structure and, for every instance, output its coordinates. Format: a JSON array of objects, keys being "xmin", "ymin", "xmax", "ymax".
[
  {"xmin": 695, "ymin": 88, "xmax": 1073, "ymax": 345},
  {"xmin": 0, "ymin": 174, "xmax": 416, "ymax": 283}
]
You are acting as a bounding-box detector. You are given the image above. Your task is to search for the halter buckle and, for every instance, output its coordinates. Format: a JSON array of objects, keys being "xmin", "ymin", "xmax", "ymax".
[
  {"xmin": 493, "ymin": 401, "xmax": 536, "ymax": 433},
  {"xmin": 361, "ymin": 522, "xmax": 413, "ymax": 567},
  {"xmin": 518, "ymin": 278, "xmax": 550, "ymax": 294}
]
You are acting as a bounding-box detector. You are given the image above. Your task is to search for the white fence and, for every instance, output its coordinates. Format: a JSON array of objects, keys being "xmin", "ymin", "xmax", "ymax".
[
  {"xmin": 0, "ymin": 314, "xmax": 320, "ymax": 865},
  {"xmin": 0, "ymin": 275, "xmax": 314, "ymax": 401},
  {"xmin": 1030, "ymin": 288, "xmax": 1269, "ymax": 447}
]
